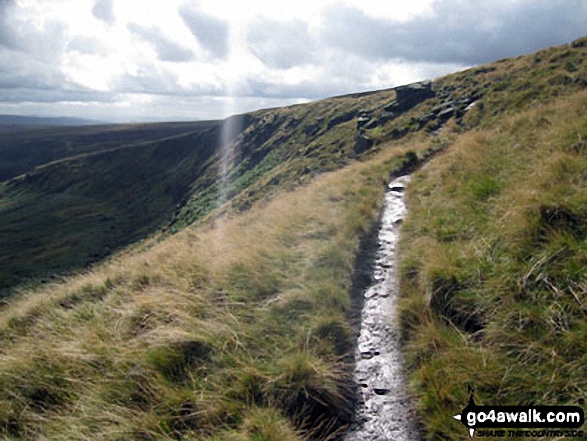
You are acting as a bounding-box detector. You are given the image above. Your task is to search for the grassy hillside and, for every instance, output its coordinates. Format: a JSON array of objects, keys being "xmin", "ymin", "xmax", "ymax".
[
  {"xmin": 2, "ymin": 37, "xmax": 586, "ymax": 298},
  {"xmin": 0, "ymin": 37, "xmax": 585, "ymax": 440},
  {"xmin": 399, "ymin": 89, "xmax": 587, "ymax": 440},
  {"xmin": 0, "ymin": 125, "xmax": 223, "ymax": 296},
  {"xmin": 0, "ymin": 142, "xmax": 428, "ymax": 440},
  {"xmin": 0, "ymin": 82, "xmax": 422, "ymax": 296}
]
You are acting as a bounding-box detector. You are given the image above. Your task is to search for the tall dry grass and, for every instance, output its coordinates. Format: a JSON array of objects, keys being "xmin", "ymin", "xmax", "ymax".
[{"xmin": 0, "ymin": 140, "xmax": 428, "ymax": 440}]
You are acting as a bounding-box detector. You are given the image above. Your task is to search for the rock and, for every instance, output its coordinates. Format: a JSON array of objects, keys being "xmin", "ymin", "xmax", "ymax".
[
  {"xmin": 437, "ymin": 106, "xmax": 456, "ymax": 121},
  {"xmin": 431, "ymin": 100, "xmax": 455, "ymax": 115},
  {"xmin": 364, "ymin": 119, "xmax": 379, "ymax": 130},
  {"xmin": 354, "ymin": 132, "xmax": 374, "ymax": 154},
  {"xmin": 378, "ymin": 110, "xmax": 396, "ymax": 124},
  {"xmin": 360, "ymin": 349, "xmax": 381, "ymax": 360},
  {"xmin": 303, "ymin": 124, "xmax": 320, "ymax": 137},
  {"xmin": 303, "ymin": 117, "xmax": 323, "ymax": 137},
  {"xmin": 327, "ymin": 110, "xmax": 356, "ymax": 130},
  {"xmin": 389, "ymin": 127, "xmax": 408, "ymax": 140},
  {"xmin": 373, "ymin": 388, "xmax": 390, "ymax": 396},
  {"xmin": 472, "ymin": 66, "xmax": 497, "ymax": 75},
  {"xmin": 357, "ymin": 115, "xmax": 372, "ymax": 128},
  {"xmin": 395, "ymin": 81, "xmax": 434, "ymax": 101},
  {"xmin": 384, "ymin": 81, "xmax": 436, "ymax": 114}
]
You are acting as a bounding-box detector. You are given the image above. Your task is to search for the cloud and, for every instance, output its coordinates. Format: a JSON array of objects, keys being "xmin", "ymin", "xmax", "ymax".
[
  {"xmin": 178, "ymin": 4, "xmax": 229, "ymax": 59},
  {"xmin": 0, "ymin": 0, "xmax": 19, "ymax": 50},
  {"xmin": 247, "ymin": 18, "xmax": 317, "ymax": 69},
  {"xmin": 0, "ymin": 1, "xmax": 72, "ymax": 106},
  {"xmin": 128, "ymin": 22, "xmax": 195, "ymax": 62},
  {"xmin": 243, "ymin": 78, "xmax": 360, "ymax": 99},
  {"xmin": 321, "ymin": 0, "xmax": 587, "ymax": 65},
  {"xmin": 92, "ymin": 0, "xmax": 114, "ymax": 24},
  {"xmin": 2, "ymin": 0, "xmax": 586, "ymax": 123},
  {"xmin": 111, "ymin": 66, "xmax": 182, "ymax": 95},
  {"xmin": 0, "ymin": 0, "xmax": 67, "ymax": 61},
  {"xmin": 67, "ymin": 35, "xmax": 107, "ymax": 55},
  {"xmin": 0, "ymin": 53, "xmax": 113, "ymax": 104},
  {"xmin": 110, "ymin": 64, "xmax": 223, "ymax": 97},
  {"xmin": 0, "ymin": 87, "xmax": 114, "ymax": 104},
  {"xmin": 0, "ymin": 54, "xmax": 63, "ymax": 91}
]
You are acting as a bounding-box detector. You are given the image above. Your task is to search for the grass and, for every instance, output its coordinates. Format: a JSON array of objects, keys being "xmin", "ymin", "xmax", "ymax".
[
  {"xmin": 0, "ymin": 142, "xmax": 429, "ymax": 440},
  {"xmin": 0, "ymin": 84, "xmax": 404, "ymax": 297},
  {"xmin": 398, "ymin": 90, "xmax": 587, "ymax": 440}
]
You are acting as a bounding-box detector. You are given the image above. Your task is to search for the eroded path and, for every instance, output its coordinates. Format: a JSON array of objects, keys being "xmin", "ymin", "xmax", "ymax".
[{"xmin": 345, "ymin": 175, "xmax": 420, "ymax": 441}]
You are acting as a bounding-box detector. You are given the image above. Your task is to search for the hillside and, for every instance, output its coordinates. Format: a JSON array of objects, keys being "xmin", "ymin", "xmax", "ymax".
[
  {"xmin": 3, "ymin": 37, "xmax": 587, "ymax": 299},
  {"xmin": 0, "ymin": 37, "xmax": 585, "ymax": 440},
  {"xmin": 399, "ymin": 90, "xmax": 587, "ymax": 439}
]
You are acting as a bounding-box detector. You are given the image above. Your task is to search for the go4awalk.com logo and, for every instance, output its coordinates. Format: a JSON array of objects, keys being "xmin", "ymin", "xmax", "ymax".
[{"xmin": 453, "ymin": 387, "xmax": 585, "ymax": 438}]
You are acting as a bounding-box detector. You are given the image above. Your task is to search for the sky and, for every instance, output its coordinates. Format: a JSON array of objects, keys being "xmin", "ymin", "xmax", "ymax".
[{"xmin": 0, "ymin": 0, "xmax": 586, "ymax": 123}]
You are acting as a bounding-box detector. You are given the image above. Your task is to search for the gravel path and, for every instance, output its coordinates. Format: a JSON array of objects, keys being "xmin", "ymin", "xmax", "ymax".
[{"xmin": 345, "ymin": 175, "xmax": 420, "ymax": 441}]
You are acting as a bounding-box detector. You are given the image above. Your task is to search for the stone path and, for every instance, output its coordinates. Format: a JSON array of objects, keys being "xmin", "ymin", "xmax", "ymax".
[{"xmin": 345, "ymin": 175, "xmax": 420, "ymax": 441}]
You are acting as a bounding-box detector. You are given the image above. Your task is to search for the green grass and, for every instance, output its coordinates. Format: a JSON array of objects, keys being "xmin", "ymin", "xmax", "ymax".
[
  {"xmin": 0, "ymin": 130, "xmax": 220, "ymax": 297},
  {"xmin": 398, "ymin": 90, "xmax": 587, "ymax": 440}
]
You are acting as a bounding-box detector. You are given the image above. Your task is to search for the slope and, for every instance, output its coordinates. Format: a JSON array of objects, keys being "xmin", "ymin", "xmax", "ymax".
[
  {"xmin": 0, "ymin": 121, "xmax": 219, "ymax": 182},
  {"xmin": 0, "ymin": 142, "xmax": 428, "ymax": 440},
  {"xmin": 399, "ymin": 87, "xmax": 587, "ymax": 441}
]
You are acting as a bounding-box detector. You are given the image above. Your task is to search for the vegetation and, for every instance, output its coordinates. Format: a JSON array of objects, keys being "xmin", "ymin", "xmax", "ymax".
[
  {"xmin": 399, "ymin": 75, "xmax": 587, "ymax": 440},
  {"xmin": 0, "ymin": 37, "xmax": 585, "ymax": 440},
  {"xmin": 0, "ymin": 143, "xmax": 427, "ymax": 440}
]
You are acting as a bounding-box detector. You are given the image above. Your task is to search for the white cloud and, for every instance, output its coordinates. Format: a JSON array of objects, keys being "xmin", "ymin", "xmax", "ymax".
[
  {"xmin": 92, "ymin": 0, "xmax": 114, "ymax": 24},
  {"xmin": 127, "ymin": 22, "xmax": 195, "ymax": 62},
  {"xmin": 247, "ymin": 18, "xmax": 317, "ymax": 70},
  {"xmin": 179, "ymin": 4, "xmax": 229, "ymax": 59}
]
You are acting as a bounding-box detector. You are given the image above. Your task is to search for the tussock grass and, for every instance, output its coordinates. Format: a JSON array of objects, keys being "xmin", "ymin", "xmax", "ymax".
[
  {"xmin": 399, "ymin": 90, "xmax": 587, "ymax": 440},
  {"xmin": 0, "ymin": 141, "xmax": 427, "ymax": 439}
]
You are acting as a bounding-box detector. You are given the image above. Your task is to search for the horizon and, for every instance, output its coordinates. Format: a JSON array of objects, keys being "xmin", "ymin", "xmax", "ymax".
[{"xmin": 1, "ymin": 0, "xmax": 586, "ymax": 124}]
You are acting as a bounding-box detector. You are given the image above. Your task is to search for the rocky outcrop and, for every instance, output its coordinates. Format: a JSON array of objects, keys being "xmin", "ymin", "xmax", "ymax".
[
  {"xmin": 352, "ymin": 82, "xmax": 438, "ymax": 136},
  {"xmin": 327, "ymin": 110, "xmax": 357, "ymax": 130},
  {"xmin": 384, "ymin": 81, "xmax": 436, "ymax": 115},
  {"xmin": 303, "ymin": 117, "xmax": 323, "ymax": 137},
  {"xmin": 354, "ymin": 130, "xmax": 374, "ymax": 154}
]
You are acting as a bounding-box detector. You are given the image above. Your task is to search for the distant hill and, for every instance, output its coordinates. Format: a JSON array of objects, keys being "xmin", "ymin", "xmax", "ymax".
[
  {"xmin": 0, "ymin": 114, "xmax": 106, "ymax": 131},
  {"xmin": 0, "ymin": 120, "xmax": 221, "ymax": 182}
]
